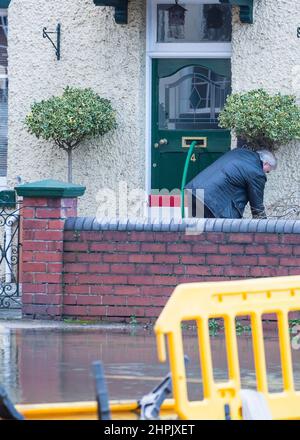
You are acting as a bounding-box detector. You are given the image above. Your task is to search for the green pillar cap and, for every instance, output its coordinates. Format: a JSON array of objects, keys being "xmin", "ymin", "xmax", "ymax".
[{"xmin": 15, "ymin": 179, "xmax": 86, "ymax": 199}]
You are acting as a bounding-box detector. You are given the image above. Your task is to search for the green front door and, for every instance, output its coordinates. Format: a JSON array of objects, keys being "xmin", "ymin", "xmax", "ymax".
[{"xmin": 151, "ymin": 58, "xmax": 231, "ymax": 192}]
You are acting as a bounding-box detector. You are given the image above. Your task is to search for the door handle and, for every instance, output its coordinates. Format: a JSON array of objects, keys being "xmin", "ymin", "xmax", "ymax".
[
  {"xmin": 159, "ymin": 138, "xmax": 168, "ymax": 145},
  {"xmin": 154, "ymin": 139, "xmax": 168, "ymax": 148}
]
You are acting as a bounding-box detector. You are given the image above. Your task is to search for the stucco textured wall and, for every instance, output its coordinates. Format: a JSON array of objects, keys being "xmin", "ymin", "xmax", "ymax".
[
  {"xmin": 7, "ymin": 0, "xmax": 146, "ymax": 216},
  {"xmin": 232, "ymin": 0, "xmax": 300, "ymax": 213},
  {"xmin": 8, "ymin": 0, "xmax": 300, "ymax": 217}
]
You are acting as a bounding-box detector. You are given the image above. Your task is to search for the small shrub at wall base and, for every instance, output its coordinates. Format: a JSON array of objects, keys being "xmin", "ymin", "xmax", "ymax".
[
  {"xmin": 129, "ymin": 315, "xmax": 138, "ymax": 326},
  {"xmin": 219, "ymin": 89, "xmax": 300, "ymax": 152},
  {"xmin": 25, "ymin": 87, "xmax": 117, "ymax": 182}
]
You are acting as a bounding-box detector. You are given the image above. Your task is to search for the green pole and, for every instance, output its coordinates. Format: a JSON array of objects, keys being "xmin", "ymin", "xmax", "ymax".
[{"xmin": 181, "ymin": 141, "xmax": 197, "ymax": 219}]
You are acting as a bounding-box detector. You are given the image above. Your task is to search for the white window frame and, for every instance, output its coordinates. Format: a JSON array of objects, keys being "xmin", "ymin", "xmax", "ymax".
[{"xmin": 147, "ymin": 0, "xmax": 232, "ymax": 58}]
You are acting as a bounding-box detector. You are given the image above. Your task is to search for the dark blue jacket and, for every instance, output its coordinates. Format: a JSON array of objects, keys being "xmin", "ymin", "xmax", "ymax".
[{"xmin": 185, "ymin": 148, "xmax": 267, "ymax": 218}]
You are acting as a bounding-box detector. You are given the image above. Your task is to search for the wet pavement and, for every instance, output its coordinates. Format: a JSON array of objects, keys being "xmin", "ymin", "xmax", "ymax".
[{"xmin": 0, "ymin": 319, "xmax": 300, "ymax": 405}]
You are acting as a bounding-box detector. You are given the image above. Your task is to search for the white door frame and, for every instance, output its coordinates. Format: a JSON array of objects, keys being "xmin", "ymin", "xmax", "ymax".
[{"xmin": 145, "ymin": 0, "xmax": 232, "ymax": 197}]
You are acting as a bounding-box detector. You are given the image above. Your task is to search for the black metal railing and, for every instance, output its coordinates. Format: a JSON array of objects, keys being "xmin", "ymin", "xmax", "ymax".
[{"xmin": 0, "ymin": 201, "xmax": 21, "ymax": 309}]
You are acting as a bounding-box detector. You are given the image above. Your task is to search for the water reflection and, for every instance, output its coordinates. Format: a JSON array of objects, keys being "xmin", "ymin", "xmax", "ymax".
[{"xmin": 0, "ymin": 327, "xmax": 300, "ymax": 405}]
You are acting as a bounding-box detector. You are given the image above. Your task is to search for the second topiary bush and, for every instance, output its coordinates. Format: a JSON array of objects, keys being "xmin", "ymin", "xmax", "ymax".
[{"xmin": 219, "ymin": 88, "xmax": 300, "ymax": 152}]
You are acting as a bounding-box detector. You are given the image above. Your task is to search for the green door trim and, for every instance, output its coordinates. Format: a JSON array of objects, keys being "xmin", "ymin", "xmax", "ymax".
[{"xmin": 93, "ymin": 0, "xmax": 128, "ymax": 24}]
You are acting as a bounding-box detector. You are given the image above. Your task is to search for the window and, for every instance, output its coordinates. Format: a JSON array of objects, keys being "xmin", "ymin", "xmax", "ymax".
[
  {"xmin": 0, "ymin": 11, "xmax": 7, "ymax": 178},
  {"xmin": 147, "ymin": 1, "xmax": 232, "ymax": 56},
  {"xmin": 157, "ymin": 3, "xmax": 232, "ymax": 43},
  {"xmin": 159, "ymin": 65, "xmax": 231, "ymax": 130}
]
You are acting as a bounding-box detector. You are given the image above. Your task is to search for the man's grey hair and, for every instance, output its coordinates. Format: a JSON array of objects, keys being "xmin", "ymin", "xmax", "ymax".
[{"xmin": 257, "ymin": 150, "xmax": 278, "ymax": 170}]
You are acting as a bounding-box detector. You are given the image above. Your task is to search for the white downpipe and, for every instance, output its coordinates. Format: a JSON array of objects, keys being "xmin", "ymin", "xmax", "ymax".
[{"xmin": 4, "ymin": 215, "xmax": 18, "ymax": 284}]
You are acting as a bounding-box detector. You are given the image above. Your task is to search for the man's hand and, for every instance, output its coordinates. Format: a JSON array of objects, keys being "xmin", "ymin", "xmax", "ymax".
[{"xmin": 247, "ymin": 175, "xmax": 267, "ymax": 219}]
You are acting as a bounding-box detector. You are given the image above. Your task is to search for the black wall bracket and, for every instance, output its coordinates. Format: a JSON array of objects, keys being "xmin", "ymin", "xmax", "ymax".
[
  {"xmin": 93, "ymin": 0, "xmax": 128, "ymax": 25},
  {"xmin": 43, "ymin": 23, "xmax": 61, "ymax": 60}
]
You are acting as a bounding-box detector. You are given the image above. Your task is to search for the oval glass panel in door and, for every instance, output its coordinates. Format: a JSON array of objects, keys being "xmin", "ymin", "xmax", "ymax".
[{"xmin": 159, "ymin": 65, "xmax": 230, "ymax": 131}]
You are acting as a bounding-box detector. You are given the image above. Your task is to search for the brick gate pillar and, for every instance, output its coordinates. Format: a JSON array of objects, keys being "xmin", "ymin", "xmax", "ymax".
[{"xmin": 15, "ymin": 179, "xmax": 85, "ymax": 320}]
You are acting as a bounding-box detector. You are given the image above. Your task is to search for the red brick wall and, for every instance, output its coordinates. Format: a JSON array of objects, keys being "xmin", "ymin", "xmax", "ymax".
[
  {"xmin": 62, "ymin": 229, "xmax": 300, "ymax": 323},
  {"xmin": 21, "ymin": 197, "xmax": 77, "ymax": 319}
]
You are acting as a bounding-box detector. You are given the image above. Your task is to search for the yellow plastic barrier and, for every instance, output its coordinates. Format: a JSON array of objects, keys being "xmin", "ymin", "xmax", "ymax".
[
  {"xmin": 16, "ymin": 400, "xmax": 177, "ymax": 420},
  {"xmin": 154, "ymin": 275, "xmax": 300, "ymax": 420}
]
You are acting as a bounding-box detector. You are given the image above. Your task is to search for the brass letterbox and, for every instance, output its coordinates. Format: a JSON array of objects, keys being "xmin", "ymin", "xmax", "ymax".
[{"xmin": 182, "ymin": 137, "xmax": 207, "ymax": 149}]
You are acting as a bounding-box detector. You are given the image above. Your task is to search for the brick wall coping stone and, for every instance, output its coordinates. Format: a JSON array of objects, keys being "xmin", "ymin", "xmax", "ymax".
[
  {"xmin": 15, "ymin": 179, "xmax": 86, "ymax": 198},
  {"xmin": 64, "ymin": 217, "xmax": 300, "ymax": 234}
]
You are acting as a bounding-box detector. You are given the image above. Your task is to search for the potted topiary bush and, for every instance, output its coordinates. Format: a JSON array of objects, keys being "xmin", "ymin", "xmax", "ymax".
[
  {"xmin": 25, "ymin": 86, "xmax": 117, "ymax": 182},
  {"xmin": 219, "ymin": 89, "xmax": 300, "ymax": 152}
]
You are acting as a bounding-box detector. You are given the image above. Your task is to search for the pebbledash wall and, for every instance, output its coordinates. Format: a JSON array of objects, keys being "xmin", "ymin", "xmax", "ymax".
[
  {"xmin": 231, "ymin": 0, "xmax": 300, "ymax": 206},
  {"xmin": 7, "ymin": 0, "xmax": 146, "ymax": 216},
  {"xmin": 6, "ymin": 0, "xmax": 300, "ymax": 216},
  {"xmin": 18, "ymin": 186, "xmax": 300, "ymax": 323}
]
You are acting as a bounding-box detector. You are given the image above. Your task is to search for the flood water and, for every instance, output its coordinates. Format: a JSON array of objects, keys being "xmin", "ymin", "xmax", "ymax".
[{"xmin": 1, "ymin": 325, "xmax": 300, "ymax": 405}]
